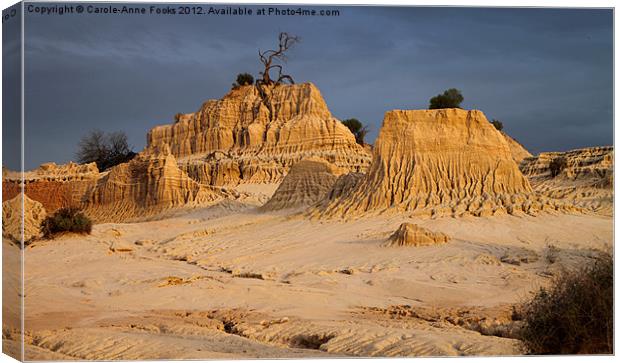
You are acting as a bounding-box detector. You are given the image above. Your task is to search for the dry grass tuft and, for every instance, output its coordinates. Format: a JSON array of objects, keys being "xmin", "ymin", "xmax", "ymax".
[{"xmin": 518, "ymin": 251, "xmax": 613, "ymax": 354}]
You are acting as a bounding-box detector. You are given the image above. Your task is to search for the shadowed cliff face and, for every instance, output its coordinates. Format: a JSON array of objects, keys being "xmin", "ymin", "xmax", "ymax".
[
  {"xmin": 260, "ymin": 157, "xmax": 345, "ymax": 212},
  {"xmin": 146, "ymin": 83, "xmax": 372, "ymax": 186},
  {"xmin": 312, "ymin": 109, "xmax": 578, "ymax": 219}
]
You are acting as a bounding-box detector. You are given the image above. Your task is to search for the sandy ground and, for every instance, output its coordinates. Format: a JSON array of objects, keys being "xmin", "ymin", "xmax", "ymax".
[{"xmin": 3, "ymin": 185, "xmax": 613, "ymax": 359}]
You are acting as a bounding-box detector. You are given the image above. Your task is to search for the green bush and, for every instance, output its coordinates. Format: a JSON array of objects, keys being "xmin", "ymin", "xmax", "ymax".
[
  {"xmin": 429, "ymin": 88, "xmax": 464, "ymax": 109},
  {"xmin": 491, "ymin": 119, "xmax": 504, "ymax": 131},
  {"xmin": 232, "ymin": 73, "xmax": 254, "ymax": 88},
  {"xmin": 518, "ymin": 252, "xmax": 613, "ymax": 354},
  {"xmin": 341, "ymin": 118, "xmax": 369, "ymax": 145},
  {"xmin": 549, "ymin": 157, "xmax": 568, "ymax": 178},
  {"xmin": 41, "ymin": 207, "xmax": 93, "ymax": 238}
]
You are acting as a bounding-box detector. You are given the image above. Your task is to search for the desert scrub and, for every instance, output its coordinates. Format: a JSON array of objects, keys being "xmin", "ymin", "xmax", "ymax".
[
  {"xmin": 40, "ymin": 207, "xmax": 93, "ymax": 238},
  {"xmin": 232, "ymin": 72, "xmax": 254, "ymax": 89},
  {"xmin": 519, "ymin": 251, "xmax": 613, "ymax": 354}
]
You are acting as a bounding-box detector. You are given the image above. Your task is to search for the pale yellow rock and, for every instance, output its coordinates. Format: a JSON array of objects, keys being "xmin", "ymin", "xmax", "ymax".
[
  {"xmin": 383, "ymin": 223, "xmax": 449, "ymax": 247},
  {"xmin": 86, "ymin": 145, "xmax": 224, "ymax": 222},
  {"xmin": 520, "ymin": 146, "xmax": 613, "ymax": 215},
  {"xmin": 147, "ymin": 83, "xmax": 372, "ymax": 186},
  {"xmin": 520, "ymin": 146, "xmax": 613, "ymax": 182},
  {"xmin": 261, "ymin": 157, "xmax": 345, "ymax": 211},
  {"xmin": 2, "ymin": 194, "xmax": 47, "ymax": 243},
  {"xmin": 313, "ymin": 109, "xmax": 574, "ymax": 219}
]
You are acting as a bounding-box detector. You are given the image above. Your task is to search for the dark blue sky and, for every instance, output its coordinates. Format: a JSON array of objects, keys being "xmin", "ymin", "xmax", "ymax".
[{"xmin": 10, "ymin": 4, "xmax": 614, "ymax": 170}]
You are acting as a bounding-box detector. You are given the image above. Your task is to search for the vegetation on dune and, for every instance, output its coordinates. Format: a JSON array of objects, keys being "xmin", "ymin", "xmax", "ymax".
[
  {"xmin": 76, "ymin": 130, "xmax": 136, "ymax": 171},
  {"xmin": 41, "ymin": 207, "xmax": 93, "ymax": 239},
  {"xmin": 341, "ymin": 118, "xmax": 369, "ymax": 145},
  {"xmin": 517, "ymin": 251, "xmax": 613, "ymax": 354},
  {"xmin": 429, "ymin": 88, "xmax": 464, "ymax": 109}
]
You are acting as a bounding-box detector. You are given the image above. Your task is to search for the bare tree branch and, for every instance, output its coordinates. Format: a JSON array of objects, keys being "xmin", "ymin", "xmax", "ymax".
[{"xmin": 257, "ymin": 32, "xmax": 300, "ymax": 85}]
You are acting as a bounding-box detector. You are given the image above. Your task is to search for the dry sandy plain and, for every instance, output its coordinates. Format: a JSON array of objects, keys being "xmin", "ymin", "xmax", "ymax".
[{"xmin": 5, "ymin": 191, "xmax": 612, "ymax": 359}]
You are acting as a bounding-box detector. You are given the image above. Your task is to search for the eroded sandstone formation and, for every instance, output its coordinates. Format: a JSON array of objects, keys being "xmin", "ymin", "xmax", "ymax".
[
  {"xmin": 2, "ymin": 146, "xmax": 230, "ymax": 223},
  {"xmin": 3, "ymin": 84, "xmax": 372, "ymax": 223},
  {"xmin": 86, "ymin": 145, "xmax": 225, "ymax": 222},
  {"xmin": 5, "ymin": 84, "xmax": 598, "ymax": 225},
  {"xmin": 147, "ymin": 83, "xmax": 372, "ymax": 186},
  {"xmin": 313, "ymin": 109, "xmax": 571, "ymax": 219},
  {"xmin": 2, "ymin": 162, "xmax": 100, "ymax": 213},
  {"xmin": 383, "ymin": 223, "xmax": 449, "ymax": 247},
  {"xmin": 520, "ymin": 146, "xmax": 613, "ymax": 215},
  {"xmin": 520, "ymin": 146, "xmax": 613, "ymax": 181},
  {"xmin": 261, "ymin": 157, "xmax": 345, "ymax": 211},
  {"xmin": 2, "ymin": 194, "xmax": 47, "ymax": 243}
]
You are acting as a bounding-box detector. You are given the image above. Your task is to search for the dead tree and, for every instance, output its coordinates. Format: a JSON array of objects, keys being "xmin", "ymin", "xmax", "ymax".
[{"xmin": 257, "ymin": 32, "xmax": 300, "ymax": 86}]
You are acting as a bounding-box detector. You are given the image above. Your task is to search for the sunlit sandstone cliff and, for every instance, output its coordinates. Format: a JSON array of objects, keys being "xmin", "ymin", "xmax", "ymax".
[
  {"xmin": 313, "ymin": 109, "xmax": 574, "ymax": 219},
  {"xmin": 5, "ymin": 85, "xmax": 604, "ymax": 225},
  {"xmin": 520, "ymin": 146, "xmax": 613, "ymax": 215},
  {"xmin": 2, "ymin": 147, "xmax": 227, "ymax": 223},
  {"xmin": 146, "ymin": 83, "xmax": 372, "ymax": 185},
  {"xmin": 86, "ymin": 145, "xmax": 225, "ymax": 222}
]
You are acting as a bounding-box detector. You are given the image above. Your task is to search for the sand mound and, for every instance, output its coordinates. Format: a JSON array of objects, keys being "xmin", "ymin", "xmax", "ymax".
[
  {"xmin": 147, "ymin": 83, "xmax": 371, "ymax": 186},
  {"xmin": 86, "ymin": 145, "xmax": 225, "ymax": 222},
  {"xmin": 261, "ymin": 158, "xmax": 345, "ymax": 211},
  {"xmin": 313, "ymin": 109, "xmax": 568, "ymax": 218},
  {"xmin": 383, "ymin": 223, "xmax": 449, "ymax": 247},
  {"xmin": 2, "ymin": 194, "xmax": 47, "ymax": 243},
  {"xmin": 520, "ymin": 146, "xmax": 613, "ymax": 215},
  {"xmin": 501, "ymin": 132, "xmax": 532, "ymax": 164}
]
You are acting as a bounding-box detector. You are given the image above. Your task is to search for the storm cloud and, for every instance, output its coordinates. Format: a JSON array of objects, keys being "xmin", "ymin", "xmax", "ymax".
[{"xmin": 11, "ymin": 4, "xmax": 613, "ymax": 170}]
